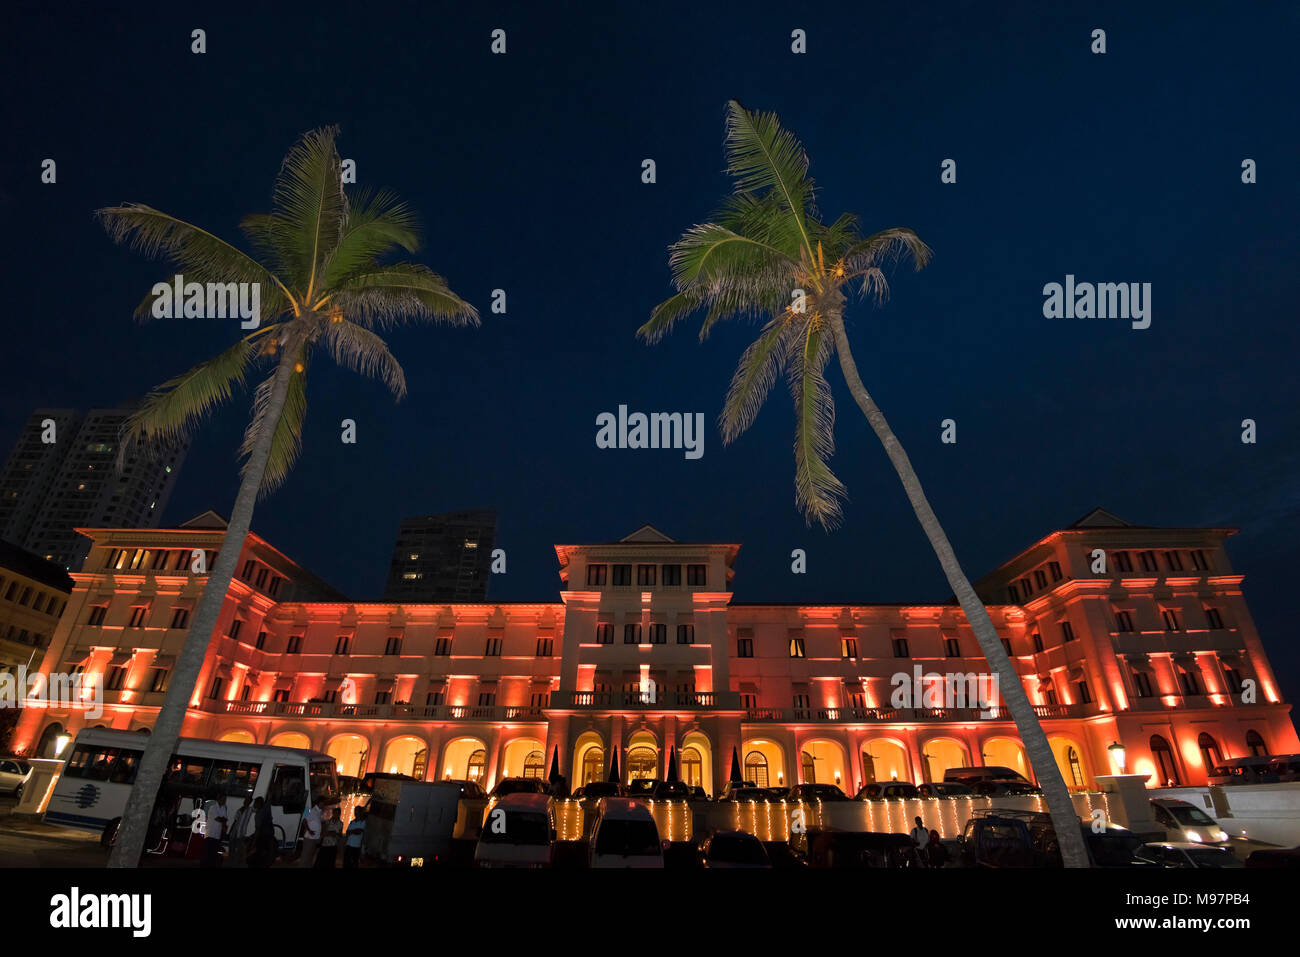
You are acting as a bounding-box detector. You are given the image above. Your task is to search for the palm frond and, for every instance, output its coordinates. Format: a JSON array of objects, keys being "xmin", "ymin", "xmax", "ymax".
[
  {"xmin": 724, "ymin": 100, "xmax": 815, "ymax": 253},
  {"xmin": 667, "ymin": 222, "xmax": 794, "ymax": 292},
  {"xmin": 119, "ymin": 337, "xmax": 257, "ymax": 457},
  {"xmin": 320, "ymin": 320, "xmax": 408, "ymax": 399},
  {"xmin": 637, "ymin": 289, "xmax": 707, "ymax": 344},
  {"xmin": 319, "ymin": 188, "xmax": 420, "ymax": 290},
  {"xmin": 720, "ymin": 316, "xmax": 791, "ymax": 443},
  {"xmin": 331, "ymin": 263, "xmax": 479, "ymax": 329},
  {"xmin": 240, "ymin": 359, "xmax": 308, "ymax": 497},
  {"xmin": 97, "ymin": 204, "xmax": 292, "ymax": 317},
  {"xmin": 268, "ymin": 126, "xmax": 346, "ymax": 297},
  {"xmin": 787, "ymin": 321, "xmax": 846, "ymax": 528}
]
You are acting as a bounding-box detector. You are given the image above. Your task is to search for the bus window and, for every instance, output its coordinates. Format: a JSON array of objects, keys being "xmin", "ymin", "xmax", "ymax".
[
  {"xmin": 310, "ymin": 761, "xmax": 339, "ymax": 807},
  {"xmin": 164, "ymin": 757, "xmax": 214, "ymax": 796},
  {"xmin": 109, "ymin": 751, "xmax": 140, "ymax": 785},
  {"xmin": 211, "ymin": 760, "xmax": 261, "ymax": 799},
  {"xmin": 269, "ymin": 764, "xmax": 307, "ymax": 813}
]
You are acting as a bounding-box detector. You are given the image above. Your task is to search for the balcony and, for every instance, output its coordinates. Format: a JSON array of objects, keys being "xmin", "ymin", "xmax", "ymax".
[
  {"xmin": 214, "ymin": 701, "xmax": 547, "ymax": 722},
  {"xmin": 548, "ymin": 690, "xmax": 743, "ymax": 710},
  {"xmin": 744, "ymin": 703, "xmax": 1084, "ymax": 723}
]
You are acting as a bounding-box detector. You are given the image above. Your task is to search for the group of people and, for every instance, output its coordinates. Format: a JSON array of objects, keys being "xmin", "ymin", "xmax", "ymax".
[
  {"xmin": 194, "ymin": 794, "xmax": 367, "ymax": 868},
  {"xmin": 908, "ymin": 816, "xmax": 950, "ymax": 868}
]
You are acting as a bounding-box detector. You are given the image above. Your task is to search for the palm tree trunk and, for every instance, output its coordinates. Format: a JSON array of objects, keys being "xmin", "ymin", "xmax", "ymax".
[
  {"xmin": 107, "ymin": 352, "xmax": 297, "ymax": 868},
  {"xmin": 826, "ymin": 308, "xmax": 1091, "ymax": 868}
]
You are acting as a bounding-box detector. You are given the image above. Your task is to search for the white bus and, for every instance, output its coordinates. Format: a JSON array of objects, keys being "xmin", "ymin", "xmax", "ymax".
[{"xmin": 45, "ymin": 727, "xmax": 339, "ymax": 851}]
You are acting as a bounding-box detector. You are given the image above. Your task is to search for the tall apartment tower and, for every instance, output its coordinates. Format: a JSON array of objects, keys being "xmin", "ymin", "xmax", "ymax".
[
  {"xmin": 0, "ymin": 407, "xmax": 189, "ymax": 571},
  {"xmin": 382, "ymin": 509, "xmax": 496, "ymax": 602}
]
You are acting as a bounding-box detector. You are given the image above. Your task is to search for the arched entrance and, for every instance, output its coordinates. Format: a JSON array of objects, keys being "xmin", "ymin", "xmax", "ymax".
[
  {"xmin": 982, "ymin": 736, "xmax": 1030, "ymax": 780},
  {"xmin": 679, "ymin": 731, "xmax": 713, "ymax": 795},
  {"xmin": 218, "ymin": 729, "xmax": 256, "ymax": 745},
  {"xmin": 382, "ymin": 735, "xmax": 428, "ymax": 779},
  {"xmin": 326, "ymin": 733, "xmax": 369, "ymax": 777},
  {"xmin": 1149, "ymin": 734, "xmax": 1181, "ymax": 787},
  {"xmin": 626, "ymin": 731, "xmax": 659, "ymax": 782},
  {"xmin": 269, "ymin": 731, "xmax": 311, "ymax": 750},
  {"xmin": 573, "ymin": 732, "xmax": 605, "ymax": 786},
  {"xmin": 1049, "ymin": 735, "xmax": 1090, "ymax": 789},
  {"xmin": 799, "ymin": 739, "xmax": 849, "ymax": 788},
  {"xmin": 862, "ymin": 738, "xmax": 910, "ymax": 784},
  {"xmin": 36, "ymin": 722, "xmax": 67, "ymax": 759},
  {"xmin": 921, "ymin": 737, "xmax": 969, "ymax": 784},
  {"xmin": 441, "ymin": 737, "xmax": 487, "ymax": 783},
  {"xmin": 502, "ymin": 737, "xmax": 546, "ymax": 779},
  {"xmin": 741, "ymin": 739, "xmax": 786, "ymax": 787}
]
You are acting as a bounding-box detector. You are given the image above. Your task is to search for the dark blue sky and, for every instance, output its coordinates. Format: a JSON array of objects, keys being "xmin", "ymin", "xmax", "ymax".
[{"xmin": 3, "ymin": 2, "xmax": 1298, "ymax": 701}]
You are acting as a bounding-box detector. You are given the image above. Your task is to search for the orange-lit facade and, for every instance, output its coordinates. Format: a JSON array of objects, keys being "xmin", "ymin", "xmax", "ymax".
[{"xmin": 13, "ymin": 508, "xmax": 1298, "ymax": 796}]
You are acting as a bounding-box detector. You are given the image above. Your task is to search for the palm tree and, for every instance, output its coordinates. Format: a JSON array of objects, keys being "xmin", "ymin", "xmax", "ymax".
[
  {"xmin": 638, "ymin": 101, "xmax": 1090, "ymax": 867},
  {"xmin": 99, "ymin": 126, "xmax": 478, "ymax": 867}
]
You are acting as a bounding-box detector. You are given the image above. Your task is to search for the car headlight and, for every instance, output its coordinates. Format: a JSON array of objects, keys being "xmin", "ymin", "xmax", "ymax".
[
  {"xmin": 1185, "ymin": 830, "xmax": 1201, "ymax": 843},
  {"xmin": 1213, "ymin": 830, "xmax": 1227, "ymax": 843}
]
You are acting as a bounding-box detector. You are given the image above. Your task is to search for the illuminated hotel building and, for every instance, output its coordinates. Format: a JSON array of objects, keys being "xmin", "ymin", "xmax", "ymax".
[{"xmin": 14, "ymin": 508, "xmax": 1298, "ymax": 797}]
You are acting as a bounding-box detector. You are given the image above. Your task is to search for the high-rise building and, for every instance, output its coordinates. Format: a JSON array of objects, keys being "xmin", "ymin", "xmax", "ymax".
[
  {"xmin": 0, "ymin": 407, "xmax": 188, "ymax": 571},
  {"xmin": 382, "ymin": 509, "xmax": 496, "ymax": 602}
]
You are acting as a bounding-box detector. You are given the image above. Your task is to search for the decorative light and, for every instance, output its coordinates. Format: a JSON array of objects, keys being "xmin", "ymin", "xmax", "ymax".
[
  {"xmin": 1108, "ymin": 741, "xmax": 1127, "ymax": 772},
  {"xmin": 55, "ymin": 735, "xmax": 71, "ymax": 756}
]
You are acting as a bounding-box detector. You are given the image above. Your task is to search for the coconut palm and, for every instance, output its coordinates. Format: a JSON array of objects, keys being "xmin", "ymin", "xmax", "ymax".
[
  {"xmin": 638, "ymin": 101, "xmax": 1090, "ymax": 867},
  {"xmin": 98, "ymin": 126, "xmax": 478, "ymax": 867}
]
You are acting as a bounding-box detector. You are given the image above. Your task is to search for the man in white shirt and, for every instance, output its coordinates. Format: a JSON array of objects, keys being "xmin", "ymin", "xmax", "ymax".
[
  {"xmin": 909, "ymin": 815, "xmax": 930, "ymax": 858},
  {"xmin": 298, "ymin": 803, "xmax": 322, "ymax": 868},
  {"xmin": 204, "ymin": 794, "xmax": 229, "ymax": 867}
]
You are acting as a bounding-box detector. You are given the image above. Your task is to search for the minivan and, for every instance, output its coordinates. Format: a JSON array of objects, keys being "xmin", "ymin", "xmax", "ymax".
[
  {"xmin": 943, "ymin": 766, "xmax": 1032, "ymax": 786},
  {"xmin": 474, "ymin": 793, "xmax": 556, "ymax": 868},
  {"xmin": 589, "ymin": 797, "xmax": 664, "ymax": 868}
]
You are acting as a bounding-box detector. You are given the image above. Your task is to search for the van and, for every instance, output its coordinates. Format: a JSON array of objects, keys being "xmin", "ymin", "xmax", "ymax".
[
  {"xmin": 474, "ymin": 793, "xmax": 556, "ymax": 868},
  {"xmin": 1207, "ymin": 756, "xmax": 1276, "ymax": 786},
  {"xmin": 943, "ymin": 766, "xmax": 1031, "ymax": 786},
  {"xmin": 589, "ymin": 797, "xmax": 664, "ymax": 868},
  {"xmin": 1149, "ymin": 798, "xmax": 1229, "ymax": 845}
]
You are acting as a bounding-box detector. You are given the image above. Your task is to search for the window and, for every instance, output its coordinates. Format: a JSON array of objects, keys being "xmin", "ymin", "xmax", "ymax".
[
  {"xmin": 1066, "ymin": 747, "xmax": 1084, "ymax": 788},
  {"xmin": 1061, "ymin": 621, "xmax": 1076, "ymax": 642},
  {"xmin": 1245, "ymin": 730, "xmax": 1267, "ymax": 757},
  {"xmin": 536, "ymin": 637, "xmax": 553, "ymax": 657},
  {"xmin": 677, "ymin": 624, "xmax": 695, "ymax": 645},
  {"xmin": 1223, "ymin": 667, "xmax": 1242, "ymax": 694},
  {"xmin": 737, "ymin": 638, "xmax": 753, "ymax": 658},
  {"xmin": 788, "ymin": 637, "xmax": 805, "ymax": 658},
  {"xmin": 892, "ymin": 637, "xmax": 909, "ymax": 658},
  {"xmin": 208, "ymin": 676, "xmax": 225, "ymax": 699},
  {"xmin": 744, "ymin": 751, "xmax": 769, "ymax": 788},
  {"xmin": 687, "ymin": 564, "xmax": 707, "ymax": 586},
  {"xmin": 477, "ymin": 692, "xmax": 495, "ymax": 707},
  {"xmin": 484, "ymin": 637, "xmax": 501, "ymax": 656},
  {"xmin": 1114, "ymin": 551, "xmax": 1133, "ymax": 573},
  {"xmin": 286, "ymin": 635, "xmax": 303, "ymax": 654},
  {"xmin": 1048, "ymin": 561, "xmax": 1063, "ymax": 582},
  {"xmin": 106, "ymin": 666, "xmax": 126, "ymax": 691},
  {"xmin": 1115, "ymin": 609, "xmax": 1134, "ymax": 633},
  {"xmin": 335, "ymin": 635, "xmax": 351, "ymax": 655},
  {"xmin": 586, "ymin": 564, "xmax": 607, "ymax": 586},
  {"xmin": 255, "ymin": 631, "xmax": 267, "ymax": 650},
  {"xmin": 1178, "ymin": 667, "xmax": 1201, "ymax": 696},
  {"xmin": 1205, "ymin": 607, "xmax": 1224, "ymax": 629},
  {"xmin": 792, "ymin": 693, "xmax": 810, "ymax": 710},
  {"xmin": 267, "ymin": 577, "xmax": 283, "ymax": 598},
  {"xmin": 1032, "ymin": 632, "xmax": 1043, "ymax": 653},
  {"xmin": 435, "ymin": 637, "xmax": 452, "ymax": 655},
  {"xmin": 1138, "ymin": 550, "xmax": 1158, "ymax": 573},
  {"xmin": 374, "ymin": 690, "xmax": 392, "ymax": 705},
  {"xmin": 386, "ymin": 635, "xmax": 404, "ymax": 655},
  {"xmin": 611, "ymin": 564, "xmax": 632, "ymax": 586},
  {"xmin": 1150, "ymin": 734, "xmax": 1181, "ymax": 786},
  {"xmin": 227, "ymin": 619, "xmax": 243, "ymax": 640},
  {"xmin": 1043, "ymin": 687, "xmax": 1059, "ymax": 707},
  {"xmin": 841, "ymin": 637, "xmax": 858, "ymax": 659},
  {"xmin": 637, "ymin": 564, "xmax": 656, "ymax": 586},
  {"xmin": 1076, "ymin": 680, "xmax": 1091, "ymax": 704},
  {"xmin": 151, "ymin": 550, "xmax": 170, "ymax": 570},
  {"xmin": 661, "ymin": 564, "xmax": 681, "ymax": 586},
  {"xmin": 149, "ymin": 668, "xmax": 169, "ymax": 693},
  {"xmin": 623, "ymin": 623, "xmax": 641, "ymax": 645},
  {"xmin": 87, "ymin": 605, "xmax": 107, "ymax": 626},
  {"xmin": 595, "ymin": 623, "xmax": 613, "ymax": 645},
  {"xmin": 254, "ymin": 568, "xmax": 269, "ymax": 589},
  {"xmin": 1164, "ymin": 551, "xmax": 1183, "ymax": 572},
  {"xmin": 1132, "ymin": 670, "xmax": 1153, "ymax": 697},
  {"xmin": 1161, "ymin": 609, "xmax": 1181, "ymax": 632},
  {"xmin": 1008, "ymin": 583, "xmax": 1020, "ymax": 603},
  {"xmin": 1190, "ymin": 549, "xmax": 1210, "ymax": 571},
  {"xmin": 272, "ymin": 689, "xmax": 289, "ymax": 704},
  {"xmin": 127, "ymin": 605, "xmax": 148, "ymax": 628},
  {"xmin": 944, "ymin": 637, "xmax": 960, "ymax": 658},
  {"xmin": 740, "ymin": 693, "xmax": 757, "ymax": 710},
  {"xmin": 240, "ymin": 560, "xmax": 255, "ymax": 581},
  {"xmin": 319, "ymin": 689, "xmax": 334, "ymax": 703},
  {"xmin": 170, "ymin": 607, "xmax": 189, "ymax": 629},
  {"xmin": 1034, "ymin": 569, "xmax": 1048, "ymax": 589},
  {"xmin": 426, "ymin": 691, "xmax": 445, "ymax": 706},
  {"xmin": 1198, "ymin": 733, "xmax": 1222, "ymax": 771},
  {"xmin": 174, "ymin": 550, "xmax": 189, "ymax": 571},
  {"xmin": 1002, "ymin": 638, "xmax": 1014, "ymax": 656},
  {"xmin": 648, "ymin": 624, "xmax": 667, "ymax": 644}
]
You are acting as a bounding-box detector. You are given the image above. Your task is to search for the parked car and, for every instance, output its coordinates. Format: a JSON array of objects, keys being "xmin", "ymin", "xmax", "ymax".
[
  {"xmin": 1267, "ymin": 754, "xmax": 1300, "ymax": 782},
  {"xmin": 718, "ymin": 780, "xmax": 758, "ymax": 800},
  {"xmin": 1149, "ymin": 798, "xmax": 1229, "ymax": 845},
  {"xmin": 589, "ymin": 798, "xmax": 664, "ymax": 868},
  {"xmin": 763, "ymin": 840, "xmax": 810, "ymax": 869},
  {"xmin": 1134, "ymin": 842, "xmax": 1243, "ymax": 869},
  {"xmin": 719, "ymin": 787, "xmax": 772, "ymax": 803},
  {"xmin": 650, "ymin": 780, "xmax": 693, "ymax": 800},
  {"xmin": 491, "ymin": 777, "xmax": 549, "ymax": 799},
  {"xmin": 699, "ymin": 830, "xmax": 772, "ymax": 868},
  {"xmin": 792, "ymin": 830, "xmax": 923, "ymax": 868},
  {"xmin": 944, "ymin": 766, "xmax": 1032, "ymax": 786},
  {"xmin": 765, "ymin": 786, "xmax": 791, "ymax": 801},
  {"xmin": 0, "ymin": 758, "xmax": 32, "ymax": 798},
  {"xmin": 971, "ymin": 780, "xmax": 1043, "ymax": 797},
  {"xmin": 1245, "ymin": 846, "xmax": 1300, "ymax": 868},
  {"xmin": 575, "ymin": 781, "xmax": 626, "ymax": 800},
  {"xmin": 788, "ymin": 783, "xmax": 850, "ymax": 802},
  {"xmin": 918, "ymin": 782, "xmax": 973, "ymax": 798},
  {"xmin": 627, "ymin": 778, "xmax": 662, "ymax": 797},
  {"xmin": 856, "ymin": 782, "xmax": 921, "ymax": 800},
  {"xmin": 689, "ymin": 785, "xmax": 709, "ymax": 801},
  {"xmin": 1208, "ymin": 756, "xmax": 1277, "ymax": 786},
  {"xmin": 474, "ymin": 793, "xmax": 556, "ymax": 868},
  {"xmin": 439, "ymin": 779, "xmax": 488, "ymax": 800},
  {"xmin": 959, "ymin": 809, "xmax": 1157, "ymax": 868}
]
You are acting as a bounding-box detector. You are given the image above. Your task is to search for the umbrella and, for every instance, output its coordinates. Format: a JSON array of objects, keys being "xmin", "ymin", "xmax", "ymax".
[
  {"xmin": 607, "ymin": 749, "xmax": 621, "ymax": 783},
  {"xmin": 729, "ymin": 746, "xmax": 743, "ymax": 783},
  {"xmin": 665, "ymin": 747, "xmax": 679, "ymax": 783}
]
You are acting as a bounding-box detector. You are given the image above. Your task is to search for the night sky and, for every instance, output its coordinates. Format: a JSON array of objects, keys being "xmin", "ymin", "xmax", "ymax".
[{"xmin": 2, "ymin": 3, "xmax": 1298, "ymax": 703}]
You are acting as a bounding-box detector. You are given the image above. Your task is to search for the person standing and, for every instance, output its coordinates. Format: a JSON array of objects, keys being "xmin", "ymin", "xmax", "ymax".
[
  {"xmin": 316, "ymin": 808, "xmax": 344, "ymax": 869},
  {"xmin": 228, "ymin": 799, "xmax": 255, "ymax": 868},
  {"xmin": 909, "ymin": 816, "xmax": 930, "ymax": 866},
  {"xmin": 251, "ymin": 796, "xmax": 276, "ymax": 868},
  {"xmin": 298, "ymin": 803, "xmax": 322, "ymax": 868},
  {"xmin": 203, "ymin": 794, "xmax": 229, "ymax": 867},
  {"xmin": 927, "ymin": 828, "xmax": 947, "ymax": 868},
  {"xmin": 342, "ymin": 805, "xmax": 367, "ymax": 869}
]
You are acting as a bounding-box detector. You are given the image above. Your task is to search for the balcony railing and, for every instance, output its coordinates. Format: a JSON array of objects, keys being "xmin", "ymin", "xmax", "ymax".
[
  {"xmin": 548, "ymin": 691, "xmax": 743, "ymax": 710},
  {"xmin": 215, "ymin": 701, "xmax": 546, "ymax": 722},
  {"xmin": 744, "ymin": 703, "xmax": 1085, "ymax": 722}
]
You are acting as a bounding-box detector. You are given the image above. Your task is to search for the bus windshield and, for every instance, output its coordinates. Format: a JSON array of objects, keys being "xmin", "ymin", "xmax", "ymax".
[{"xmin": 310, "ymin": 761, "xmax": 340, "ymax": 807}]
